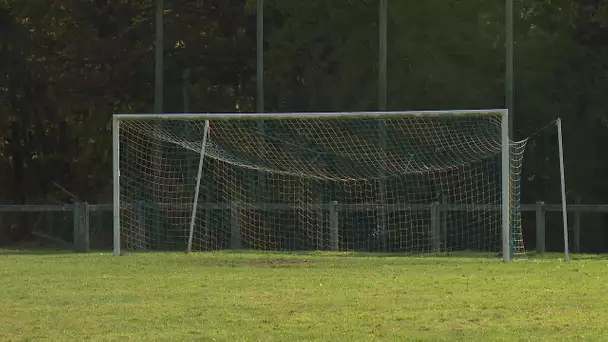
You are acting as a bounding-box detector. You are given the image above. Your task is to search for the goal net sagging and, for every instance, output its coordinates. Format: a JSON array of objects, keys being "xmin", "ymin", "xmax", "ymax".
[{"xmin": 114, "ymin": 111, "xmax": 526, "ymax": 256}]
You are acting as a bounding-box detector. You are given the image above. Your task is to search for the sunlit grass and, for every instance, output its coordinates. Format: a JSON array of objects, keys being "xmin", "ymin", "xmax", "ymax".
[{"xmin": 1, "ymin": 250, "xmax": 607, "ymax": 341}]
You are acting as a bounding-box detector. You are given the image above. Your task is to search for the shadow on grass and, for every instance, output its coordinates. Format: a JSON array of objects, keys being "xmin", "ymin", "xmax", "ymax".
[
  {"xmin": 217, "ymin": 249, "xmax": 505, "ymax": 259},
  {"xmin": 0, "ymin": 248, "xmax": 76, "ymax": 256},
  {"xmin": 192, "ymin": 250, "xmax": 608, "ymax": 263},
  {"xmin": 0, "ymin": 248, "xmax": 113, "ymax": 256},
  {"xmin": 2, "ymin": 248, "xmax": 607, "ymax": 262}
]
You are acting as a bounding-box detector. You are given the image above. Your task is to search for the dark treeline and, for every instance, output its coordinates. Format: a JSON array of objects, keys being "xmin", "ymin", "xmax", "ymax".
[{"xmin": 1, "ymin": 0, "xmax": 608, "ymax": 251}]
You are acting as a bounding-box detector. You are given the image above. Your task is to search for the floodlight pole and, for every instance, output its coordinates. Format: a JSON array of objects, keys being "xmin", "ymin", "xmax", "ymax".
[
  {"xmin": 506, "ymin": 0, "xmax": 514, "ymax": 137},
  {"xmin": 257, "ymin": 0, "xmax": 264, "ymax": 114},
  {"xmin": 255, "ymin": 0, "xmax": 266, "ymax": 219},
  {"xmin": 150, "ymin": 0, "xmax": 164, "ymax": 253},
  {"xmin": 154, "ymin": 0, "xmax": 164, "ymax": 114},
  {"xmin": 379, "ymin": 0, "xmax": 387, "ymax": 110},
  {"xmin": 377, "ymin": 0, "xmax": 389, "ymax": 251},
  {"xmin": 182, "ymin": 69, "xmax": 190, "ymax": 113},
  {"xmin": 504, "ymin": 0, "xmax": 514, "ymax": 260}
]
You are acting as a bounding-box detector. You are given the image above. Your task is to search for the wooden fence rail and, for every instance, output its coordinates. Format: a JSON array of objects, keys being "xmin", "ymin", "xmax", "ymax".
[{"xmin": 0, "ymin": 200, "xmax": 604, "ymax": 253}]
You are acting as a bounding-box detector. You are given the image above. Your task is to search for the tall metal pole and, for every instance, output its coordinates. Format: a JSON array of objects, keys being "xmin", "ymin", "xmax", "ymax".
[
  {"xmin": 255, "ymin": 0, "xmax": 266, "ymax": 226},
  {"xmin": 503, "ymin": 0, "xmax": 515, "ymax": 259},
  {"xmin": 155, "ymin": 0, "xmax": 164, "ymax": 114},
  {"xmin": 506, "ymin": 0, "xmax": 514, "ymax": 137},
  {"xmin": 257, "ymin": 0, "xmax": 264, "ymax": 113},
  {"xmin": 182, "ymin": 69, "xmax": 190, "ymax": 113},
  {"xmin": 379, "ymin": 0, "xmax": 388, "ymax": 110},
  {"xmin": 151, "ymin": 0, "xmax": 164, "ymax": 250},
  {"xmin": 378, "ymin": 0, "xmax": 388, "ymax": 251}
]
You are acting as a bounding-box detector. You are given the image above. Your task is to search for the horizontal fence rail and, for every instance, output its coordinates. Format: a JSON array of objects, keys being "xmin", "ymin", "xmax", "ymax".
[{"xmin": 0, "ymin": 201, "xmax": 601, "ymax": 253}]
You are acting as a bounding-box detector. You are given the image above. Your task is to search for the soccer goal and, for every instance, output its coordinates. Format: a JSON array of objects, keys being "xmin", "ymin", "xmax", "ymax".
[{"xmin": 112, "ymin": 110, "xmax": 526, "ymax": 261}]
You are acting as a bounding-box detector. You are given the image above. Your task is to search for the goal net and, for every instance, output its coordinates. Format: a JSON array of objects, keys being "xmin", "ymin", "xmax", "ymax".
[{"xmin": 113, "ymin": 110, "xmax": 527, "ymax": 258}]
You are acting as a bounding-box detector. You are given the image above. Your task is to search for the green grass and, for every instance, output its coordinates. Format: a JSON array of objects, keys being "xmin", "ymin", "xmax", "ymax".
[{"xmin": 1, "ymin": 250, "xmax": 608, "ymax": 341}]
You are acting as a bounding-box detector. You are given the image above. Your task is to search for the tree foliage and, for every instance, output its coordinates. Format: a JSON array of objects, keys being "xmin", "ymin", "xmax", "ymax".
[{"xmin": 1, "ymin": 0, "xmax": 608, "ymax": 248}]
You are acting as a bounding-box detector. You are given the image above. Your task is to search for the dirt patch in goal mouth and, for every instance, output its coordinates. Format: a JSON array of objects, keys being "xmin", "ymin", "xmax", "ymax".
[{"xmin": 246, "ymin": 259, "xmax": 312, "ymax": 266}]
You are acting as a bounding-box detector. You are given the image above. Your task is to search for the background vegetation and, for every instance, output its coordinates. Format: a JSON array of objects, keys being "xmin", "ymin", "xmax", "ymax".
[{"xmin": 1, "ymin": 0, "xmax": 608, "ymax": 250}]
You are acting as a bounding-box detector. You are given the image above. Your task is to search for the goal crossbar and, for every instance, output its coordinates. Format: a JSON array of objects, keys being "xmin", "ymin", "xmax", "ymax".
[{"xmin": 113, "ymin": 109, "xmax": 507, "ymax": 121}]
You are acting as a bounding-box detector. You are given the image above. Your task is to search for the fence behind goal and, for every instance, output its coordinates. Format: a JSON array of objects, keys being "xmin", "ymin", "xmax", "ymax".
[{"xmin": 113, "ymin": 110, "xmax": 526, "ymax": 259}]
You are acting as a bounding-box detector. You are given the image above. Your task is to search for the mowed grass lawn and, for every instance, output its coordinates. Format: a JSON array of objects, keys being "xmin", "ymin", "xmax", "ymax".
[{"xmin": 1, "ymin": 251, "xmax": 608, "ymax": 341}]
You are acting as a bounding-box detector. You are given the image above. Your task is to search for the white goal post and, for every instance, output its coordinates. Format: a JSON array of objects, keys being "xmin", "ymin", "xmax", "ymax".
[{"xmin": 112, "ymin": 109, "xmax": 524, "ymax": 261}]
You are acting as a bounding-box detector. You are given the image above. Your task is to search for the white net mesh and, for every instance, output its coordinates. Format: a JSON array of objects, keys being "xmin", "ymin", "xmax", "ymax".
[{"xmin": 116, "ymin": 112, "xmax": 527, "ymax": 255}]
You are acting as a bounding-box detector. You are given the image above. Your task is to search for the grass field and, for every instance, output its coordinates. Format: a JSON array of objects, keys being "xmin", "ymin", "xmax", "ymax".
[{"xmin": 1, "ymin": 250, "xmax": 608, "ymax": 341}]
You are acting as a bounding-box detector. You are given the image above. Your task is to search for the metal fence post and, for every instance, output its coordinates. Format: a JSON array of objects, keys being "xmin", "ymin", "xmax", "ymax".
[
  {"xmin": 329, "ymin": 201, "xmax": 339, "ymax": 251},
  {"xmin": 535, "ymin": 201, "xmax": 546, "ymax": 253},
  {"xmin": 573, "ymin": 196, "xmax": 581, "ymax": 253},
  {"xmin": 441, "ymin": 198, "xmax": 448, "ymax": 251},
  {"xmin": 73, "ymin": 202, "xmax": 90, "ymax": 253},
  {"xmin": 230, "ymin": 202, "xmax": 242, "ymax": 249},
  {"xmin": 430, "ymin": 202, "xmax": 441, "ymax": 253}
]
